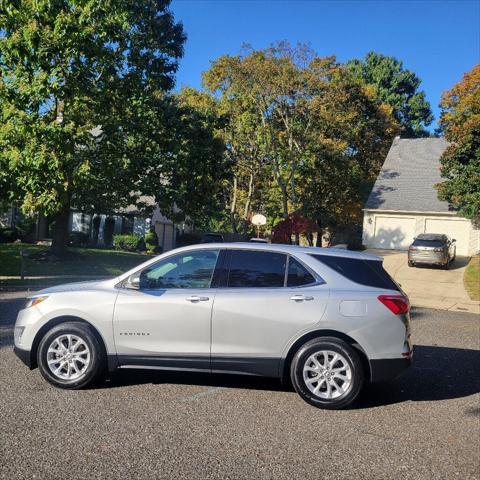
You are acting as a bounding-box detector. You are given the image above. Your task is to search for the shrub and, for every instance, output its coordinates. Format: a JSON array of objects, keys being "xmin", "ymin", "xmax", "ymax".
[
  {"xmin": 113, "ymin": 234, "xmax": 145, "ymax": 252},
  {"xmin": 69, "ymin": 231, "xmax": 89, "ymax": 247},
  {"xmin": 145, "ymin": 230, "xmax": 157, "ymax": 247},
  {"xmin": 0, "ymin": 228, "xmax": 19, "ymax": 243},
  {"xmin": 16, "ymin": 216, "xmax": 37, "ymax": 243}
]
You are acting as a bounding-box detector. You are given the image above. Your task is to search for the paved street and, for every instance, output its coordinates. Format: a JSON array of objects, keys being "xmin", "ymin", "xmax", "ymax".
[{"xmin": 1, "ymin": 291, "xmax": 479, "ymax": 480}]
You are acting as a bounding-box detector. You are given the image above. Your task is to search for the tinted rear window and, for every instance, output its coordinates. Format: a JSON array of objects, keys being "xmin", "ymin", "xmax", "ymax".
[
  {"xmin": 228, "ymin": 250, "xmax": 287, "ymax": 288},
  {"xmin": 310, "ymin": 255, "xmax": 399, "ymax": 290},
  {"xmin": 287, "ymin": 257, "xmax": 316, "ymax": 287},
  {"xmin": 412, "ymin": 239, "xmax": 444, "ymax": 248}
]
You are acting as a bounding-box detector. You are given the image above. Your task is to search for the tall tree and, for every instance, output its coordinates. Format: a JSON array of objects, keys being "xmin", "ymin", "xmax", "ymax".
[
  {"xmin": 436, "ymin": 64, "xmax": 480, "ymax": 220},
  {"xmin": 347, "ymin": 52, "xmax": 433, "ymax": 137},
  {"xmin": 0, "ymin": 0, "xmax": 185, "ymax": 254},
  {"xmin": 202, "ymin": 43, "xmax": 398, "ymax": 240}
]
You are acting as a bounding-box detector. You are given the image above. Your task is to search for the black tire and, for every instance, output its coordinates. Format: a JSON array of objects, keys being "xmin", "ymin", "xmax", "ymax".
[
  {"xmin": 290, "ymin": 337, "xmax": 364, "ymax": 409},
  {"xmin": 37, "ymin": 322, "xmax": 106, "ymax": 389}
]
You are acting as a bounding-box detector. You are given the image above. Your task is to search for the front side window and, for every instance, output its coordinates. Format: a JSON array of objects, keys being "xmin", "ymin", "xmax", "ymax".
[
  {"xmin": 228, "ymin": 250, "xmax": 287, "ymax": 288},
  {"xmin": 139, "ymin": 250, "xmax": 220, "ymax": 289},
  {"xmin": 287, "ymin": 257, "xmax": 316, "ymax": 287}
]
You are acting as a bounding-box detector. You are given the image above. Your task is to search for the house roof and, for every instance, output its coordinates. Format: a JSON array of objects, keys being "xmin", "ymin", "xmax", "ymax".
[{"xmin": 364, "ymin": 137, "xmax": 453, "ymax": 213}]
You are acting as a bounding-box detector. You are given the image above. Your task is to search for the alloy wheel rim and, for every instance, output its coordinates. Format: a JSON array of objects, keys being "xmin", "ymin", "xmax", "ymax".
[
  {"xmin": 46, "ymin": 334, "xmax": 91, "ymax": 381},
  {"xmin": 303, "ymin": 350, "xmax": 352, "ymax": 400}
]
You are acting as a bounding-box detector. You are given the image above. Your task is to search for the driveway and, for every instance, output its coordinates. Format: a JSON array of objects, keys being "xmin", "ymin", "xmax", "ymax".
[
  {"xmin": 1, "ymin": 291, "xmax": 479, "ymax": 480},
  {"xmin": 368, "ymin": 249, "xmax": 479, "ymax": 313}
]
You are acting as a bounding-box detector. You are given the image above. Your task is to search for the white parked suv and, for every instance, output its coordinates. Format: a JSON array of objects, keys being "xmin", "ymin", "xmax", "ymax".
[{"xmin": 14, "ymin": 243, "xmax": 412, "ymax": 409}]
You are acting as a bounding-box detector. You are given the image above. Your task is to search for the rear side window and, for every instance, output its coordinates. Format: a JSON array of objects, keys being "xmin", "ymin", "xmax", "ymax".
[
  {"xmin": 310, "ymin": 255, "xmax": 399, "ymax": 290},
  {"xmin": 228, "ymin": 250, "xmax": 287, "ymax": 288},
  {"xmin": 287, "ymin": 257, "xmax": 316, "ymax": 287}
]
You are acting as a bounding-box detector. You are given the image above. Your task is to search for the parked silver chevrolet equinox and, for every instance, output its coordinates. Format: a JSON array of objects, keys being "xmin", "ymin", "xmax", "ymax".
[{"xmin": 14, "ymin": 243, "xmax": 412, "ymax": 409}]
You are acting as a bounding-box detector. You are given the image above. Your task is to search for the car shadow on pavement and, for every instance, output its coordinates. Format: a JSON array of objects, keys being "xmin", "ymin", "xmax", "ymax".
[{"xmin": 100, "ymin": 344, "xmax": 480, "ymax": 408}]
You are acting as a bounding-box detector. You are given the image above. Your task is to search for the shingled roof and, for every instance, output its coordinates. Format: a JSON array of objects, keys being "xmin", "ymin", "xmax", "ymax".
[{"xmin": 364, "ymin": 137, "xmax": 453, "ymax": 213}]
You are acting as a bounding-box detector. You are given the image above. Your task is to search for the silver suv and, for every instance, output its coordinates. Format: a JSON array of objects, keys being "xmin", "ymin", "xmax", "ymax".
[{"xmin": 14, "ymin": 243, "xmax": 412, "ymax": 409}]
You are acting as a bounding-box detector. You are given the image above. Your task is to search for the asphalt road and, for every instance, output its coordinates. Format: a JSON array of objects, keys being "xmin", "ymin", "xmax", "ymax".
[{"xmin": 1, "ymin": 291, "xmax": 479, "ymax": 480}]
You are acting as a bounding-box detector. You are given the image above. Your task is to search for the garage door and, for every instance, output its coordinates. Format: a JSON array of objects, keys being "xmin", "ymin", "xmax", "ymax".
[
  {"xmin": 424, "ymin": 218, "xmax": 471, "ymax": 256},
  {"xmin": 373, "ymin": 216, "xmax": 416, "ymax": 250}
]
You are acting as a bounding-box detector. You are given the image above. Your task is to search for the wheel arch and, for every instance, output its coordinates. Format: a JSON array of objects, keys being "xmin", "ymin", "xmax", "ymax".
[
  {"xmin": 280, "ymin": 329, "xmax": 371, "ymax": 382},
  {"xmin": 30, "ymin": 316, "xmax": 112, "ymax": 370}
]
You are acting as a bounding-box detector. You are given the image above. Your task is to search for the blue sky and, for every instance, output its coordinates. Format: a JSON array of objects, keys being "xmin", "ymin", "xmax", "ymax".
[{"xmin": 170, "ymin": 0, "xmax": 480, "ymax": 130}]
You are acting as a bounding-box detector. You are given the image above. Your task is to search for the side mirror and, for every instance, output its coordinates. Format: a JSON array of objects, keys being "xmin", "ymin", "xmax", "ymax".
[
  {"xmin": 125, "ymin": 274, "xmax": 141, "ymax": 290},
  {"xmin": 452, "ymin": 238, "xmax": 456, "ymax": 242}
]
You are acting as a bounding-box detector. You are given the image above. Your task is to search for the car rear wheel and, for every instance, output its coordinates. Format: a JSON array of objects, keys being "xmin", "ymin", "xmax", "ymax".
[
  {"xmin": 290, "ymin": 337, "xmax": 364, "ymax": 409},
  {"xmin": 37, "ymin": 322, "xmax": 105, "ymax": 389}
]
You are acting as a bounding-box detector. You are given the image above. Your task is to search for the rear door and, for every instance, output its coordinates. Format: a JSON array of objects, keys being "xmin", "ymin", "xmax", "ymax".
[{"xmin": 211, "ymin": 249, "xmax": 329, "ymax": 377}]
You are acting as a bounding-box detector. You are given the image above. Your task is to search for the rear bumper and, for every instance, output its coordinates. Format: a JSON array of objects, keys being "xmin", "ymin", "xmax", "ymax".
[
  {"xmin": 370, "ymin": 357, "xmax": 411, "ymax": 383},
  {"xmin": 409, "ymin": 252, "xmax": 448, "ymax": 265},
  {"xmin": 14, "ymin": 346, "xmax": 33, "ymax": 369}
]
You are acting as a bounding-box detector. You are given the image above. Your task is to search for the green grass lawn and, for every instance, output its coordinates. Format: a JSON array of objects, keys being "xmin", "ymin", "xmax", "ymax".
[
  {"xmin": 464, "ymin": 255, "xmax": 480, "ymax": 301},
  {"xmin": 0, "ymin": 243, "xmax": 152, "ymax": 278}
]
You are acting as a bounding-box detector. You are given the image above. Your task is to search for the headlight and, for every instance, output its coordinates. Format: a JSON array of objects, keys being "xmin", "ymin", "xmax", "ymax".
[{"xmin": 25, "ymin": 296, "xmax": 49, "ymax": 309}]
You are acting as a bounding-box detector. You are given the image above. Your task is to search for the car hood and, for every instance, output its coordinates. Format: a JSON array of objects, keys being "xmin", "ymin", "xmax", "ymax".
[{"xmin": 34, "ymin": 278, "xmax": 117, "ymax": 296}]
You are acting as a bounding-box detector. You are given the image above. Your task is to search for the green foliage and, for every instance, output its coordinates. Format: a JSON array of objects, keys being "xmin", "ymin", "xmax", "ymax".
[
  {"xmin": 0, "ymin": 0, "xmax": 186, "ymax": 252},
  {"xmin": 113, "ymin": 234, "xmax": 145, "ymax": 252},
  {"xmin": 144, "ymin": 230, "xmax": 157, "ymax": 248},
  {"xmin": 200, "ymin": 42, "xmax": 398, "ymax": 238},
  {"xmin": 347, "ymin": 52, "xmax": 433, "ymax": 137},
  {"xmin": 436, "ymin": 65, "xmax": 480, "ymax": 220},
  {"xmin": 16, "ymin": 215, "xmax": 37, "ymax": 242}
]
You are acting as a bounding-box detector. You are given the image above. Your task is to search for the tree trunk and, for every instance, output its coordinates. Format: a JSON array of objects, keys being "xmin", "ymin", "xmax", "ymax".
[
  {"xmin": 51, "ymin": 207, "xmax": 70, "ymax": 256},
  {"xmin": 315, "ymin": 218, "xmax": 323, "ymax": 247}
]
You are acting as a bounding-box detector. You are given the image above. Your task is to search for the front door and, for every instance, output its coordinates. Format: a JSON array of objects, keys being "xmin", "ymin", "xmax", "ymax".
[{"xmin": 113, "ymin": 248, "xmax": 220, "ymax": 371}]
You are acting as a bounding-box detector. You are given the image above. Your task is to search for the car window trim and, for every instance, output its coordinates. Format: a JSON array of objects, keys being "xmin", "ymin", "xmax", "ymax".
[
  {"xmin": 121, "ymin": 247, "xmax": 222, "ymax": 290},
  {"xmin": 220, "ymin": 249, "xmax": 325, "ymax": 289}
]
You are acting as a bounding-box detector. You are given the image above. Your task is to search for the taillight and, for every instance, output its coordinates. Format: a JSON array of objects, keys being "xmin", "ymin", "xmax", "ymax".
[
  {"xmin": 378, "ymin": 295, "xmax": 409, "ymax": 315},
  {"xmin": 409, "ymin": 246, "xmax": 418, "ymax": 251},
  {"xmin": 433, "ymin": 247, "xmax": 443, "ymax": 252}
]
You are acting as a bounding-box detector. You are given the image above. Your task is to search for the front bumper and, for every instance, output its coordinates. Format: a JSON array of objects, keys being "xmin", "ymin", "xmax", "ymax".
[
  {"xmin": 370, "ymin": 357, "xmax": 412, "ymax": 383},
  {"xmin": 14, "ymin": 346, "xmax": 33, "ymax": 369}
]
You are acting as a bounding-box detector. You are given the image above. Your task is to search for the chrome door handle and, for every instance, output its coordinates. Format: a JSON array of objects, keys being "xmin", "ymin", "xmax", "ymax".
[
  {"xmin": 185, "ymin": 296, "xmax": 209, "ymax": 302},
  {"xmin": 290, "ymin": 294, "xmax": 314, "ymax": 302}
]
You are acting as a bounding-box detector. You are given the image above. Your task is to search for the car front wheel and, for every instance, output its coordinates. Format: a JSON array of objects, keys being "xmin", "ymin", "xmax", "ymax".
[
  {"xmin": 291, "ymin": 337, "xmax": 364, "ymax": 409},
  {"xmin": 37, "ymin": 322, "xmax": 105, "ymax": 389}
]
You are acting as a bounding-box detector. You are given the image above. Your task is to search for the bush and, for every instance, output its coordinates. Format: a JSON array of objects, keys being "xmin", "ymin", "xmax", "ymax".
[
  {"xmin": 0, "ymin": 228, "xmax": 19, "ymax": 243},
  {"xmin": 16, "ymin": 216, "xmax": 37, "ymax": 243},
  {"xmin": 145, "ymin": 230, "xmax": 157, "ymax": 246},
  {"xmin": 69, "ymin": 231, "xmax": 89, "ymax": 247},
  {"xmin": 113, "ymin": 234, "xmax": 145, "ymax": 252}
]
